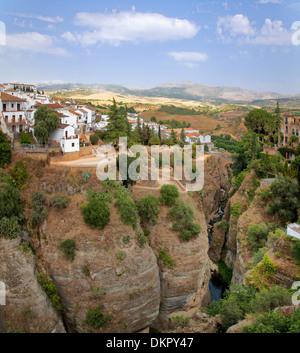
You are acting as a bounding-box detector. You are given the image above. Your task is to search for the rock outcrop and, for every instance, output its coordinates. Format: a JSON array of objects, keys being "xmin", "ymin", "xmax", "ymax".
[{"xmin": 0, "ymin": 237, "xmax": 65, "ymax": 333}]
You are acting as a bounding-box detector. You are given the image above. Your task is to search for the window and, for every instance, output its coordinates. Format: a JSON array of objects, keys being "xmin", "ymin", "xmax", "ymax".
[
  {"xmin": 72, "ymin": 143, "xmax": 75, "ymax": 148},
  {"xmin": 286, "ymin": 126, "xmax": 288, "ymax": 133},
  {"xmin": 286, "ymin": 118, "xmax": 288, "ymax": 124},
  {"xmin": 297, "ymin": 130, "xmax": 299, "ymax": 137},
  {"xmin": 292, "ymin": 129, "xmax": 295, "ymax": 135}
]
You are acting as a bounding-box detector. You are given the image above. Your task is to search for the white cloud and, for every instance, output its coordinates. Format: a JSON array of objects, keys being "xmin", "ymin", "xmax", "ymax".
[
  {"xmin": 252, "ymin": 18, "xmax": 291, "ymax": 45},
  {"xmin": 63, "ymin": 10, "xmax": 199, "ymax": 46},
  {"xmin": 217, "ymin": 14, "xmax": 292, "ymax": 45},
  {"xmin": 168, "ymin": 51, "xmax": 208, "ymax": 62},
  {"xmin": 217, "ymin": 14, "xmax": 256, "ymax": 38},
  {"xmin": 10, "ymin": 12, "xmax": 64, "ymax": 24},
  {"xmin": 5, "ymin": 32, "xmax": 68, "ymax": 56},
  {"xmin": 257, "ymin": 0, "xmax": 283, "ymax": 4}
]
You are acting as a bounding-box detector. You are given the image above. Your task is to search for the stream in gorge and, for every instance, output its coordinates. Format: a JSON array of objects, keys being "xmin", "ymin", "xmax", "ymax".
[{"xmin": 208, "ymin": 206, "xmax": 228, "ymax": 302}]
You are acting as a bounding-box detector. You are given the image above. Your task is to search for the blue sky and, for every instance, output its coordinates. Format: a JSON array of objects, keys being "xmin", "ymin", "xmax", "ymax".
[{"xmin": 0, "ymin": 0, "xmax": 299, "ymax": 94}]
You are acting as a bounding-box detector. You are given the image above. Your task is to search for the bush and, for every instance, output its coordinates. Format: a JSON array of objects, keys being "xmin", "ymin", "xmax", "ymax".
[
  {"xmin": 50, "ymin": 194, "xmax": 69, "ymax": 209},
  {"xmin": 29, "ymin": 206, "xmax": 47, "ymax": 228},
  {"xmin": 292, "ymin": 240, "xmax": 300, "ymax": 265},
  {"xmin": 137, "ymin": 195, "xmax": 160, "ymax": 224},
  {"xmin": 85, "ymin": 305, "xmax": 111, "ymax": 329},
  {"xmin": 31, "ymin": 191, "xmax": 46, "ymax": 207},
  {"xmin": 242, "ymin": 311, "xmax": 290, "ymax": 333},
  {"xmin": 115, "ymin": 196, "xmax": 139, "ymax": 229},
  {"xmin": 20, "ymin": 133, "xmax": 32, "ymax": 145},
  {"xmin": 247, "ymin": 223, "xmax": 278, "ymax": 252},
  {"xmin": 0, "ymin": 216, "xmax": 21, "ymax": 240},
  {"xmin": 82, "ymin": 199, "xmax": 110, "ymax": 230},
  {"xmin": 0, "ymin": 181, "xmax": 24, "ymax": 221},
  {"xmin": 0, "ymin": 131, "xmax": 12, "ymax": 167},
  {"xmin": 168, "ymin": 200, "xmax": 201, "ymax": 241},
  {"xmin": 250, "ymin": 286, "xmax": 292, "ymax": 314},
  {"xmin": 11, "ymin": 161, "xmax": 30, "ymax": 189},
  {"xmin": 158, "ymin": 248, "xmax": 176, "ymax": 269},
  {"xmin": 60, "ymin": 239, "xmax": 76, "ymax": 261},
  {"xmin": 37, "ymin": 273, "xmax": 63, "ymax": 312},
  {"xmin": 90, "ymin": 134, "xmax": 100, "ymax": 145},
  {"xmin": 137, "ymin": 232, "xmax": 147, "ymax": 248},
  {"xmin": 159, "ymin": 185, "xmax": 179, "ymax": 206}
]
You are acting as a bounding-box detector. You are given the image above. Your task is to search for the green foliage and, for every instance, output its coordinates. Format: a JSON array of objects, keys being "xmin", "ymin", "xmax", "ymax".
[
  {"xmin": 250, "ymin": 286, "xmax": 292, "ymax": 314},
  {"xmin": 209, "ymin": 285, "xmax": 256, "ymax": 331},
  {"xmin": 172, "ymin": 316, "xmax": 190, "ymax": 328},
  {"xmin": 211, "ymin": 134, "xmax": 241, "ymax": 154},
  {"xmin": 0, "ymin": 216, "xmax": 21, "ymax": 239},
  {"xmin": 137, "ymin": 195, "xmax": 160, "ymax": 224},
  {"xmin": 218, "ymin": 260, "xmax": 233, "ymax": 285},
  {"xmin": 244, "ymin": 109, "xmax": 279, "ymax": 137},
  {"xmin": 90, "ymin": 134, "xmax": 99, "ymax": 145},
  {"xmin": 60, "ymin": 239, "xmax": 76, "ymax": 261},
  {"xmin": 85, "ymin": 305, "xmax": 111, "ymax": 329},
  {"xmin": 158, "ymin": 248, "xmax": 176, "ymax": 269},
  {"xmin": 0, "ymin": 181, "xmax": 24, "ymax": 221},
  {"xmin": 234, "ymin": 170, "xmax": 247, "ymax": 190},
  {"xmin": 168, "ymin": 200, "xmax": 201, "ymax": 241},
  {"xmin": 37, "ymin": 273, "xmax": 63, "ymax": 312},
  {"xmin": 243, "ymin": 311, "xmax": 290, "ymax": 333},
  {"xmin": 292, "ymin": 240, "xmax": 300, "ymax": 265},
  {"xmin": 20, "ymin": 133, "xmax": 32, "ymax": 145},
  {"xmin": 247, "ymin": 223, "xmax": 278, "ymax": 252},
  {"xmin": 231, "ymin": 202, "xmax": 243, "ymax": 218},
  {"xmin": 82, "ymin": 172, "xmax": 91, "ymax": 182},
  {"xmin": 30, "ymin": 191, "xmax": 47, "ymax": 228},
  {"xmin": 117, "ymin": 251, "xmax": 126, "ymax": 261},
  {"xmin": 149, "ymin": 136, "xmax": 161, "ymax": 146},
  {"xmin": 159, "ymin": 184, "xmax": 179, "ymax": 206},
  {"xmin": 117, "ymin": 154, "xmax": 140, "ymax": 188},
  {"xmin": 87, "ymin": 190, "xmax": 114, "ymax": 204},
  {"xmin": 246, "ymin": 255, "xmax": 277, "ymax": 289},
  {"xmin": 137, "ymin": 232, "xmax": 147, "ymax": 248},
  {"xmin": 82, "ymin": 199, "xmax": 110, "ymax": 230},
  {"xmin": 266, "ymin": 176, "xmax": 300, "ymax": 224},
  {"xmin": 34, "ymin": 106, "xmax": 60, "ymax": 144},
  {"xmin": 0, "ymin": 131, "xmax": 12, "ymax": 167},
  {"xmin": 252, "ymin": 249, "xmax": 266, "ymax": 267},
  {"xmin": 115, "ymin": 196, "xmax": 138, "ymax": 229},
  {"xmin": 50, "ymin": 194, "xmax": 69, "ymax": 209},
  {"xmin": 11, "ymin": 161, "xmax": 30, "ymax": 189},
  {"xmin": 217, "ymin": 220, "xmax": 228, "ymax": 232},
  {"xmin": 82, "ymin": 265, "xmax": 90, "ymax": 277}
]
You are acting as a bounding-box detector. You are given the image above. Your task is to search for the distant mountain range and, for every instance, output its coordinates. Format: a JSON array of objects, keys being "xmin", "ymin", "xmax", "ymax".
[{"xmin": 37, "ymin": 81, "xmax": 300, "ymax": 106}]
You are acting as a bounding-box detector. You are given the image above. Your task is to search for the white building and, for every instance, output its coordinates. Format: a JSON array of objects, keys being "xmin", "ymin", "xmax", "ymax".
[
  {"xmin": 287, "ymin": 223, "xmax": 300, "ymax": 240},
  {"xmin": 49, "ymin": 123, "xmax": 79, "ymax": 154}
]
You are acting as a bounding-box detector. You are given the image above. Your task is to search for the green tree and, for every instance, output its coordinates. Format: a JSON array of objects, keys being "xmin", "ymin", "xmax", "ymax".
[
  {"xmin": 160, "ymin": 185, "xmax": 179, "ymax": 206},
  {"xmin": 149, "ymin": 135, "xmax": 160, "ymax": 146},
  {"xmin": 244, "ymin": 109, "xmax": 275, "ymax": 136},
  {"xmin": 34, "ymin": 106, "xmax": 60, "ymax": 144},
  {"xmin": 20, "ymin": 132, "xmax": 32, "ymax": 145},
  {"xmin": 171, "ymin": 128, "xmax": 178, "ymax": 145},
  {"xmin": 105, "ymin": 98, "xmax": 128, "ymax": 144},
  {"xmin": 82, "ymin": 199, "xmax": 110, "ymax": 230},
  {"xmin": 137, "ymin": 195, "xmax": 160, "ymax": 224},
  {"xmin": 0, "ymin": 132, "xmax": 12, "ymax": 167},
  {"xmin": 60, "ymin": 239, "xmax": 76, "ymax": 261}
]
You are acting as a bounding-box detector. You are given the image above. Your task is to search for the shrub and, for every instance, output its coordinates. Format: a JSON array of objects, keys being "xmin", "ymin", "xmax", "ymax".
[
  {"xmin": 168, "ymin": 200, "xmax": 201, "ymax": 241},
  {"xmin": 242, "ymin": 311, "xmax": 290, "ymax": 333},
  {"xmin": 60, "ymin": 239, "xmax": 76, "ymax": 261},
  {"xmin": 137, "ymin": 195, "xmax": 160, "ymax": 224},
  {"xmin": 292, "ymin": 240, "xmax": 300, "ymax": 265},
  {"xmin": 90, "ymin": 134, "xmax": 100, "ymax": 145},
  {"xmin": 115, "ymin": 196, "xmax": 139, "ymax": 229},
  {"xmin": 250, "ymin": 286, "xmax": 292, "ymax": 314},
  {"xmin": 50, "ymin": 194, "xmax": 69, "ymax": 209},
  {"xmin": 85, "ymin": 305, "xmax": 111, "ymax": 329},
  {"xmin": 31, "ymin": 191, "xmax": 46, "ymax": 207},
  {"xmin": 231, "ymin": 202, "xmax": 243, "ymax": 218},
  {"xmin": 252, "ymin": 249, "xmax": 266, "ymax": 267},
  {"xmin": 172, "ymin": 316, "xmax": 190, "ymax": 328},
  {"xmin": 82, "ymin": 199, "xmax": 110, "ymax": 230},
  {"xmin": 11, "ymin": 161, "xmax": 30, "ymax": 189},
  {"xmin": 247, "ymin": 223, "xmax": 278, "ymax": 252},
  {"xmin": 29, "ymin": 206, "xmax": 47, "ymax": 228},
  {"xmin": 0, "ymin": 131, "xmax": 12, "ymax": 167},
  {"xmin": 82, "ymin": 265, "xmax": 90, "ymax": 277},
  {"xmin": 20, "ymin": 133, "xmax": 32, "ymax": 145},
  {"xmin": 37, "ymin": 273, "xmax": 63, "ymax": 312},
  {"xmin": 87, "ymin": 190, "xmax": 114, "ymax": 204},
  {"xmin": 158, "ymin": 248, "xmax": 176, "ymax": 269},
  {"xmin": 0, "ymin": 181, "xmax": 24, "ymax": 220},
  {"xmin": 159, "ymin": 184, "xmax": 179, "ymax": 206},
  {"xmin": 137, "ymin": 232, "xmax": 147, "ymax": 248},
  {"xmin": 0, "ymin": 216, "xmax": 21, "ymax": 240},
  {"xmin": 117, "ymin": 251, "xmax": 126, "ymax": 261}
]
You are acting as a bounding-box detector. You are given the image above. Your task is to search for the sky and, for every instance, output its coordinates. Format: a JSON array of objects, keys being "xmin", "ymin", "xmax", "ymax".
[{"xmin": 0, "ymin": 0, "xmax": 299, "ymax": 94}]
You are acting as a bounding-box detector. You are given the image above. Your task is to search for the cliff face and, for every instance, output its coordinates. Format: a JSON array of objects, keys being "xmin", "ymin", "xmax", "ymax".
[
  {"xmin": 0, "ymin": 237, "xmax": 65, "ymax": 333},
  {"xmin": 36, "ymin": 194, "xmax": 161, "ymax": 333}
]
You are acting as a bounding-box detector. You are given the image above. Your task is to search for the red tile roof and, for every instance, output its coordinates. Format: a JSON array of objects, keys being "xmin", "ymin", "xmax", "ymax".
[{"xmin": 0, "ymin": 92, "xmax": 26, "ymax": 102}]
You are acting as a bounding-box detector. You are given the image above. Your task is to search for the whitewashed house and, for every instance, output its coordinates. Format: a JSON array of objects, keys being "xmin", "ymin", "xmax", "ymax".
[{"xmin": 49, "ymin": 123, "xmax": 79, "ymax": 154}]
